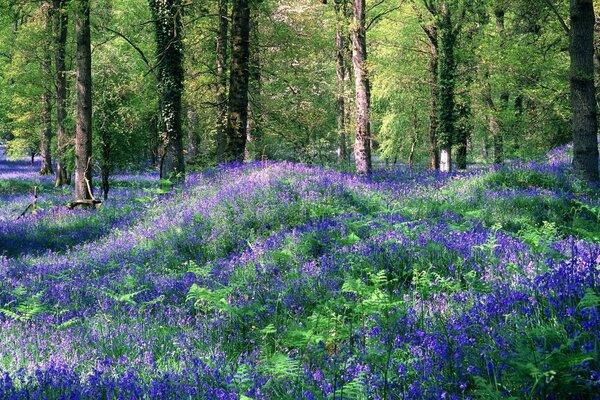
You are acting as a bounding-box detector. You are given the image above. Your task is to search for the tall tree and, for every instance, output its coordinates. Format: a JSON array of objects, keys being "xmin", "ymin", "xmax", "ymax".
[
  {"xmin": 351, "ymin": 0, "xmax": 372, "ymax": 175},
  {"xmin": 245, "ymin": 9, "xmax": 263, "ymax": 162},
  {"xmin": 225, "ymin": 0, "xmax": 251, "ymax": 161},
  {"xmin": 570, "ymin": 0, "xmax": 598, "ymax": 181},
  {"xmin": 74, "ymin": 0, "xmax": 93, "ymax": 200},
  {"xmin": 215, "ymin": 0, "xmax": 228, "ymax": 162},
  {"xmin": 53, "ymin": 0, "xmax": 69, "ymax": 186},
  {"xmin": 149, "ymin": 0, "xmax": 185, "ymax": 179},
  {"xmin": 422, "ymin": 19, "xmax": 440, "ymax": 169},
  {"xmin": 436, "ymin": 1, "xmax": 457, "ymax": 172},
  {"xmin": 334, "ymin": 0, "xmax": 349, "ymax": 163},
  {"xmin": 39, "ymin": 2, "xmax": 53, "ymax": 175}
]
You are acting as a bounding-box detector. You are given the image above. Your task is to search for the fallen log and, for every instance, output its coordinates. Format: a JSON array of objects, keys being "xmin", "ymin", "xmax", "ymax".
[
  {"xmin": 66, "ymin": 199, "xmax": 102, "ymax": 209},
  {"xmin": 17, "ymin": 186, "xmax": 38, "ymax": 220}
]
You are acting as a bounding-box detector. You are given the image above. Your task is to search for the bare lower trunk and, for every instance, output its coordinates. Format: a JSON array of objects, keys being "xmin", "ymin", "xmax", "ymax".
[
  {"xmin": 351, "ymin": 0, "xmax": 372, "ymax": 175},
  {"xmin": 226, "ymin": 0, "xmax": 251, "ymax": 161},
  {"xmin": 215, "ymin": 0, "xmax": 228, "ymax": 162},
  {"xmin": 53, "ymin": 0, "xmax": 69, "ymax": 186},
  {"xmin": 40, "ymin": 92, "xmax": 53, "ymax": 175},
  {"xmin": 187, "ymin": 109, "xmax": 198, "ymax": 159},
  {"xmin": 571, "ymin": 0, "xmax": 599, "ymax": 181},
  {"xmin": 490, "ymin": 115, "xmax": 503, "ymax": 163},
  {"xmin": 74, "ymin": 0, "xmax": 93, "ymax": 201},
  {"xmin": 440, "ymin": 147, "xmax": 451, "ymax": 172},
  {"xmin": 101, "ymin": 167, "xmax": 109, "ymax": 200}
]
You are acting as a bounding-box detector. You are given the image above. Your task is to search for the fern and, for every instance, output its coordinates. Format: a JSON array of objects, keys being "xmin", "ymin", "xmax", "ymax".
[
  {"xmin": 186, "ymin": 284, "xmax": 236, "ymax": 315},
  {"xmin": 103, "ymin": 289, "xmax": 145, "ymax": 306},
  {"xmin": 578, "ymin": 289, "xmax": 600, "ymax": 311}
]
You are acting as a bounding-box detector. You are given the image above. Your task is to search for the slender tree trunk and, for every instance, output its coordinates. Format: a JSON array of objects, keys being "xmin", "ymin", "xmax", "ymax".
[
  {"xmin": 571, "ymin": 0, "xmax": 599, "ymax": 181},
  {"xmin": 53, "ymin": 0, "xmax": 69, "ymax": 186},
  {"xmin": 100, "ymin": 130, "xmax": 111, "ymax": 200},
  {"xmin": 334, "ymin": 0, "xmax": 348, "ymax": 162},
  {"xmin": 492, "ymin": 6, "xmax": 507, "ymax": 164},
  {"xmin": 74, "ymin": 0, "xmax": 93, "ymax": 201},
  {"xmin": 425, "ymin": 23, "xmax": 439, "ymax": 170},
  {"xmin": 39, "ymin": 3, "xmax": 53, "ymax": 175},
  {"xmin": 436, "ymin": 2, "xmax": 456, "ymax": 173},
  {"xmin": 215, "ymin": 0, "xmax": 228, "ymax": 162},
  {"xmin": 40, "ymin": 91, "xmax": 54, "ymax": 175},
  {"xmin": 187, "ymin": 109, "xmax": 198, "ymax": 159},
  {"xmin": 343, "ymin": 0, "xmax": 353, "ymax": 164},
  {"xmin": 351, "ymin": 0, "xmax": 372, "ymax": 175},
  {"xmin": 408, "ymin": 104, "xmax": 418, "ymax": 166},
  {"xmin": 226, "ymin": 0, "xmax": 251, "ymax": 161},
  {"xmin": 149, "ymin": 0, "xmax": 185, "ymax": 179},
  {"xmin": 455, "ymin": 100, "xmax": 470, "ymax": 169},
  {"xmin": 246, "ymin": 12, "xmax": 262, "ymax": 162}
]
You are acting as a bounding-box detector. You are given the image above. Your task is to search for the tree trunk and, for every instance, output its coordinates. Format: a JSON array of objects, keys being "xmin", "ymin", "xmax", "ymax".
[
  {"xmin": 53, "ymin": 0, "xmax": 69, "ymax": 186},
  {"xmin": 74, "ymin": 0, "xmax": 93, "ymax": 201},
  {"xmin": 40, "ymin": 3, "xmax": 53, "ymax": 176},
  {"xmin": 215, "ymin": 0, "xmax": 228, "ymax": 162},
  {"xmin": 149, "ymin": 0, "xmax": 185, "ymax": 179},
  {"xmin": 492, "ymin": 6, "xmax": 507, "ymax": 164},
  {"xmin": 436, "ymin": 2, "xmax": 456, "ymax": 173},
  {"xmin": 334, "ymin": 0, "xmax": 348, "ymax": 163},
  {"xmin": 40, "ymin": 91, "xmax": 53, "ymax": 175},
  {"xmin": 226, "ymin": 0, "xmax": 251, "ymax": 162},
  {"xmin": 425, "ymin": 23, "xmax": 439, "ymax": 170},
  {"xmin": 187, "ymin": 109, "xmax": 198, "ymax": 159},
  {"xmin": 246, "ymin": 12, "xmax": 263, "ymax": 162},
  {"xmin": 351, "ymin": 0, "xmax": 372, "ymax": 175},
  {"xmin": 571, "ymin": 0, "xmax": 599, "ymax": 181},
  {"xmin": 455, "ymin": 100, "xmax": 470, "ymax": 170}
]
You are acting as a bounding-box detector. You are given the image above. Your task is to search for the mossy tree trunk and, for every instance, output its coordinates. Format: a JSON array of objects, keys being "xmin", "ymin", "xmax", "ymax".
[
  {"xmin": 215, "ymin": 0, "xmax": 229, "ymax": 163},
  {"xmin": 149, "ymin": 0, "xmax": 185, "ymax": 179},
  {"xmin": 436, "ymin": 1, "xmax": 456, "ymax": 173},
  {"xmin": 226, "ymin": 0, "xmax": 251, "ymax": 162}
]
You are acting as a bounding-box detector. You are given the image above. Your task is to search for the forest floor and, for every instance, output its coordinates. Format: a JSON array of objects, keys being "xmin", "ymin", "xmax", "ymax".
[{"xmin": 0, "ymin": 146, "xmax": 599, "ymax": 399}]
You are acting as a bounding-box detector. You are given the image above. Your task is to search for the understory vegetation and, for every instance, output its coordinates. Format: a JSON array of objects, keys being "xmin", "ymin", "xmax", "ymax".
[{"xmin": 0, "ymin": 144, "xmax": 598, "ymax": 399}]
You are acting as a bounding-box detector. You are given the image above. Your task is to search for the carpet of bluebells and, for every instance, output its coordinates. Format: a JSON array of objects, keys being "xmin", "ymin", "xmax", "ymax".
[{"xmin": 0, "ymin": 144, "xmax": 599, "ymax": 399}]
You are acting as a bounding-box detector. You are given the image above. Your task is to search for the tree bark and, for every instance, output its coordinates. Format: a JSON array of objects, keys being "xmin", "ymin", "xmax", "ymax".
[
  {"xmin": 149, "ymin": 0, "xmax": 185, "ymax": 179},
  {"xmin": 455, "ymin": 100, "xmax": 470, "ymax": 169},
  {"xmin": 571, "ymin": 0, "xmax": 599, "ymax": 181},
  {"xmin": 436, "ymin": 2, "xmax": 456, "ymax": 173},
  {"xmin": 74, "ymin": 0, "xmax": 93, "ymax": 201},
  {"xmin": 334, "ymin": 0, "xmax": 348, "ymax": 163},
  {"xmin": 492, "ymin": 6, "xmax": 507, "ymax": 164},
  {"xmin": 226, "ymin": 0, "xmax": 251, "ymax": 162},
  {"xmin": 53, "ymin": 0, "xmax": 69, "ymax": 186},
  {"xmin": 40, "ymin": 91, "xmax": 53, "ymax": 175},
  {"xmin": 246, "ymin": 11, "xmax": 263, "ymax": 162},
  {"xmin": 39, "ymin": 2, "xmax": 53, "ymax": 176},
  {"xmin": 215, "ymin": 0, "xmax": 228, "ymax": 162},
  {"xmin": 187, "ymin": 109, "xmax": 198, "ymax": 159},
  {"xmin": 425, "ymin": 23, "xmax": 439, "ymax": 170},
  {"xmin": 351, "ymin": 0, "xmax": 372, "ymax": 175}
]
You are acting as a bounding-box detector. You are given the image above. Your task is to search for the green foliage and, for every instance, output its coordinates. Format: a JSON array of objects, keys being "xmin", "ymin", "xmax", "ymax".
[{"xmin": 0, "ymin": 288, "xmax": 48, "ymax": 321}]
